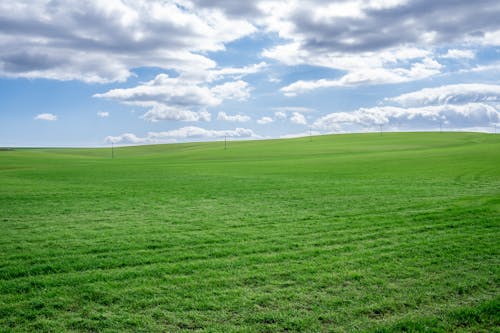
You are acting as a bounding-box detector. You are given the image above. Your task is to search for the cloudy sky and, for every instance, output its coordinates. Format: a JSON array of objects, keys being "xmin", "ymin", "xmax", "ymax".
[{"xmin": 1, "ymin": 0, "xmax": 499, "ymax": 146}]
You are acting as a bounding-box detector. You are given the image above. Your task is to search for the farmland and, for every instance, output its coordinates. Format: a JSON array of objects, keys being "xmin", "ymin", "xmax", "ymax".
[{"xmin": 0, "ymin": 132, "xmax": 499, "ymax": 332}]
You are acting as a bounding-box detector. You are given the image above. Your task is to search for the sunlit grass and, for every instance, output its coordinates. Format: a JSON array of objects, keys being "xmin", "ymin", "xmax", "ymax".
[{"xmin": 1, "ymin": 132, "xmax": 499, "ymax": 332}]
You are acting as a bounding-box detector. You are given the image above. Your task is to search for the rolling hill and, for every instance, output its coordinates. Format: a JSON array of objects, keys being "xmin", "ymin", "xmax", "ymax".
[{"xmin": 0, "ymin": 132, "xmax": 499, "ymax": 332}]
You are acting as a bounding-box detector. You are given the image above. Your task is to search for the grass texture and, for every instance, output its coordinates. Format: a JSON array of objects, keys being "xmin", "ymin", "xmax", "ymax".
[{"xmin": 0, "ymin": 132, "xmax": 499, "ymax": 332}]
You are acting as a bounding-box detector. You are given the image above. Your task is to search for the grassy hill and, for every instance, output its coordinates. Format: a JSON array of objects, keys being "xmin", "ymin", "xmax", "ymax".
[{"xmin": 1, "ymin": 132, "xmax": 499, "ymax": 332}]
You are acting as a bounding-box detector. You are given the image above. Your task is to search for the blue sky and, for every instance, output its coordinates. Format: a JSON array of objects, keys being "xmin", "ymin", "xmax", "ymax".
[{"xmin": 1, "ymin": 0, "xmax": 499, "ymax": 146}]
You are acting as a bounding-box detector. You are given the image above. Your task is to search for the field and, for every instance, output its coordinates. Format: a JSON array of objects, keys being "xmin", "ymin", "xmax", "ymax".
[{"xmin": 0, "ymin": 132, "xmax": 499, "ymax": 332}]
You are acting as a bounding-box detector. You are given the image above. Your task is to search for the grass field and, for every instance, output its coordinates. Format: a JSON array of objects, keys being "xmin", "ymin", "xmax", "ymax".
[{"xmin": 0, "ymin": 132, "xmax": 499, "ymax": 332}]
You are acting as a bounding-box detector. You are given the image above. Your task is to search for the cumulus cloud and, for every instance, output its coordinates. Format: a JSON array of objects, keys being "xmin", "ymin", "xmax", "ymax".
[
  {"xmin": 272, "ymin": 106, "xmax": 315, "ymax": 113},
  {"xmin": 97, "ymin": 111, "xmax": 109, "ymax": 118},
  {"xmin": 281, "ymin": 57, "xmax": 442, "ymax": 96},
  {"xmin": 94, "ymin": 74, "xmax": 219, "ymax": 108},
  {"xmin": 188, "ymin": 0, "xmax": 262, "ymax": 18},
  {"xmin": 2, "ymin": 0, "xmax": 499, "ymax": 87},
  {"xmin": 104, "ymin": 133, "xmax": 151, "ymax": 144},
  {"xmin": 388, "ymin": 84, "xmax": 500, "ymax": 107},
  {"xmin": 211, "ymin": 80, "xmax": 251, "ymax": 101},
  {"xmin": 94, "ymin": 74, "xmax": 252, "ymax": 121},
  {"xmin": 261, "ymin": 0, "xmax": 500, "ymax": 93},
  {"xmin": 105, "ymin": 126, "xmax": 259, "ymax": 144},
  {"xmin": 313, "ymin": 103, "xmax": 500, "ymax": 132},
  {"xmin": 207, "ymin": 62, "xmax": 267, "ymax": 82},
  {"xmin": 441, "ymin": 49, "xmax": 475, "ymax": 59},
  {"xmin": 280, "ymin": 130, "xmax": 320, "ymax": 139},
  {"xmin": 262, "ymin": 0, "xmax": 500, "ymax": 55},
  {"xmin": 290, "ymin": 112, "xmax": 307, "ymax": 125},
  {"xmin": 34, "ymin": 113, "xmax": 57, "ymax": 121},
  {"xmin": 0, "ymin": 0, "xmax": 256, "ymax": 82},
  {"xmin": 271, "ymin": 109, "xmax": 307, "ymax": 125},
  {"xmin": 274, "ymin": 111, "xmax": 287, "ymax": 120},
  {"xmin": 257, "ymin": 116, "xmax": 274, "ymax": 124},
  {"xmin": 141, "ymin": 105, "xmax": 211, "ymax": 122},
  {"xmin": 217, "ymin": 111, "xmax": 251, "ymax": 122}
]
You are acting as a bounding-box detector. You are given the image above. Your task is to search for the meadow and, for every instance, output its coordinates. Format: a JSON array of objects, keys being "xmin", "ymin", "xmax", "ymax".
[{"xmin": 0, "ymin": 132, "xmax": 499, "ymax": 332}]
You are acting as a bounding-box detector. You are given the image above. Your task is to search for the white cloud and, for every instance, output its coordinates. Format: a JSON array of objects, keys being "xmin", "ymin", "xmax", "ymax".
[
  {"xmin": 149, "ymin": 126, "xmax": 258, "ymax": 139},
  {"xmin": 272, "ymin": 106, "xmax": 315, "ymax": 113},
  {"xmin": 280, "ymin": 130, "xmax": 320, "ymax": 139},
  {"xmin": 0, "ymin": 0, "xmax": 256, "ymax": 82},
  {"xmin": 388, "ymin": 84, "xmax": 500, "ymax": 107},
  {"xmin": 271, "ymin": 109, "xmax": 308, "ymax": 124},
  {"xmin": 2, "ymin": 0, "xmax": 499, "ymax": 88},
  {"xmin": 211, "ymin": 80, "xmax": 251, "ymax": 101},
  {"xmin": 257, "ymin": 116, "xmax": 274, "ymax": 124},
  {"xmin": 94, "ymin": 73, "xmax": 220, "ymax": 108},
  {"xmin": 274, "ymin": 111, "xmax": 287, "ymax": 120},
  {"xmin": 281, "ymin": 57, "xmax": 442, "ymax": 96},
  {"xmin": 441, "ymin": 49, "xmax": 475, "ymax": 59},
  {"xmin": 260, "ymin": 0, "xmax": 500, "ymax": 92},
  {"xmin": 94, "ymin": 74, "xmax": 251, "ymax": 121},
  {"xmin": 105, "ymin": 133, "xmax": 150, "ymax": 144},
  {"xmin": 313, "ymin": 103, "xmax": 500, "ymax": 131},
  {"xmin": 207, "ymin": 62, "xmax": 267, "ymax": 82},
  {"xmin": 141, "ymin": 105, "xmax": 211, "ymax": 122},
  {"xmin": 105, "ymin": 126, "xmax": 259, "ymax": 144},
  {"xmin": 97, "ymin": 111, "xmax": 109, "ymax": 118},
  {"xmin": 290, "ymin": 112, "xmax": 307, "ymax": 125},
  {"xmin": 281, "ymin": 79, "xmax": 338, "ymax": 97},
  {"xmin": 217, "ymin": 111, "xmax": 251, "ymax": 122},
  {"xmin": 34, "ymin": 113, "xmax": 57, "ymax": 121},
  {"xmin": 261, "ymin": 0, "xmax": 500, "ymax": 56}
]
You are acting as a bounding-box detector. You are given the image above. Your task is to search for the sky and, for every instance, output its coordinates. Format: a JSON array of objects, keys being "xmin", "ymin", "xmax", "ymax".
[{"xmin": 1, "ymin": 0, "xmax": 500, "ymax": 147}]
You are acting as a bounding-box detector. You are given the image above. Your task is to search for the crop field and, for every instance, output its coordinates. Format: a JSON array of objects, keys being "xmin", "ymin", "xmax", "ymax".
[{"xmin": 0, "ymin": 132, "xmax": 499, "ymax": 332}]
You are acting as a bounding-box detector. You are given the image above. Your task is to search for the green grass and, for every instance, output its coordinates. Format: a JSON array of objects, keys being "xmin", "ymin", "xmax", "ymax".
[{"xmin": 0, "ymin": 132, "xmax": 499, "ymax": 332}]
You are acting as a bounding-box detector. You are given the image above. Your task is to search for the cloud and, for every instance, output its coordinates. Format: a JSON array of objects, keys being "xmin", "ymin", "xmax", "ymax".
[
  {"xmin": 257, "ymin": 116, "xmax": 273, "ymax": 124},
  {"xmin": 270, "ymin": 109, "xmax": 307, "ymax": 125},
  {"xmin": 217, "ymin": 111, "xmax": 251, "ymax": 122},
  {"xmin": 188, "ymin": 0, "xmax": 262, "ymax": 18},
  {"xmin": 388, "ymin": 84, "xmax": 500, "ymax": 107},
  {"xmin": 141, "ymin": 105, "xmax": 211, "ymax": 122},
  {"xmin": 281, "ymin": 57, "xmax": 442, "ymax": 96},
  {"xmin": 94, "ymin": 73, "xmax": 219, "ymax": 108},
  {"xmin": 104, "ymin": 133, "xmax": 150, "ymax": 144},
  {"xmin": 272, "ymin": 106, "xmax": 315, "ymax": 113},
  {"xmin": 274, "ymin": 111, "xmax": 287, "ymax": 120},
  {"xmin": 263, "ymin": 0, "xmax": 500, "ymax": 55},
  {"xmin": 441, "ymin": 49, "xmax": 475, "ymax": 59},
  {"xmin": 290, "ymin": 112, "xmax": 307, "ymax": 125},
  {"xmin": 313, "ymin": 103, "xmax": 500, "ymax": 131},
  {"xmin": 281, "ymin": 79, "xmax": 338, "ymax": 97},
  {"xmin": 105, "ymin": 126, "xmax": 259, "ymax": 144},
  {"xmin": 94, "ymin": 74, "xmax": 251, "ymax": 121},
  {"xmin": 211, "ymin": 80, "xmax": 251, "ymax": 101},
  {"xmin": 97, "ymin": 111, "xmax": 109, "ymax": 118},
  {"xmin": 0, "ymin": 0, "xmax": 256, "ymax": 82},
  {"xmin": 207, "ymin": 62, "xmax": 267, "ymax": 82},
  {"xmin": 261, "ymin": 0, "xmax": 499, "ymax": 92},
  {"xmin": 2, "ymin": 0, "xmax": 499, "ymax": 87},
  {"xmin": 34, "ymin": 113, "xmax": 57, "ymax": 121},
  {"xmin": 280, "ymin": 130, "xmax": 320, "ymax": 139}
]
